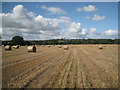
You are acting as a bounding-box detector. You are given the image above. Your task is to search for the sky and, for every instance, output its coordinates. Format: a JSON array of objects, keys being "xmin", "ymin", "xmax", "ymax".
[{"xmin": 1, "ymin": 2, "xmax": 119, "ymax": 40}]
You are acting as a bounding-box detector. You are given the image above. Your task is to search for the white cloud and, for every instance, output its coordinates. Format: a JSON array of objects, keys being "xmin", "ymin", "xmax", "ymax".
[
  {"xmin": 41, "ymin": 5, "xmax": 47, "ymax": 9},
  {"xmin": 77, "ymin": 8, "xmax": 83, "ymax": 12},
  {"xmin": 68, "ymin": 22, "xmax": 81, "ymax": 33},
  {"xmin": 62, "ymin": 23, "xmax": 88, "ymax": 39},
  {"xmin": 103, "ymin": 30, "xmax": 118, "ymax": 39},
  {"xmin": 90, "ymin": 28, "xmax": 96, "ymax": 32},
  {"xmin": 41, "ymin": 5, "xmax": 66, "ymax": 14},
  {"xmin": 104, "ymin": 30, "xmax": 118, "ymax": 37},
  {"xmin": 1, "ymin": 5, "xmax": 62, "ymax": 40},
  {"xmin": 77, "ymin": 5, "xmax": 97, "ymax": 12},
  {"xmin": 81, "ymin": 28, "xmax": 87, "ymax": 35},
  {"xmin": 87, "ymin": 28, "xmax": 118, "ymax": 39},
  {"xmin": 59, "ymin": 16, "xmax": 71, "ymax": 21},
  {"xmin": 0, "ymin": 27, "xmax": 2, "ymax": 34},
  {"xmin": 85, "ymin": 14, "xmax": 106, "ymax": 21},
  {"xmin": 92, "ymin": 14, "xmax": 105, "ymax": 21},
  {"xmin": 1, "ymin": 5, "xmax": 118, "ymax": 40},
  {"xmin": 85, "ymin": 16, "xmax": 91, "ymax": 19}
]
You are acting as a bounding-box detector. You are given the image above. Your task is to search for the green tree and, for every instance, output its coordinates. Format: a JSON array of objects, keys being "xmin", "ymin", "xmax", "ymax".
[{"xmin": 11, "ymin": 36, "xmax": 24, "ymax": 45}]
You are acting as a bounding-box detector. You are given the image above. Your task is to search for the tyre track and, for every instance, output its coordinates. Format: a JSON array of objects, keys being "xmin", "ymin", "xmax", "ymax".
[
  {"xmin": 2, "ymin": 49, "xmax": 62, "ymax": 88},
  {"xmin": 79, "ymin": 47, "xmax": 118, "ymax": 88},
  {"xmin": 40, "ymin": 51, "xmax": 69, "ymax": 88},
  {"xmin": 72, "ymin": 47, "xmax": 93, "ymax": 88},
  {"xmin": 51, "ymin": 52, "xmax": 71, "ymax": 88},
  {"xmin": 2, "ymin": 45, "xmax": 118, "ymax": 88},
  {"xmin": 77, "ymin": 47, "xmax": 117, "ymax": 88},
  {"xmin": 22, "ymin": 50, "xmax": 68, "ymax": 88},
  {"xmin": 60, "ymin": 53, "xmax": 73, "ymax": 88},
  {"xmin": 45, "ymin": 51, "xmax": 70, "ymax": 88},
  {"xmin": 3, "ymin": 47, "xmax": 58, "ymax": 67}
]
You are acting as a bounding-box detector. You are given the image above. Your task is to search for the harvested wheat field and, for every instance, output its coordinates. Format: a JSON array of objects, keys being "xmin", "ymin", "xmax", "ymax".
[{"xmin": 2, "ymin": 44, "xmax": 119, "ymax": 88}]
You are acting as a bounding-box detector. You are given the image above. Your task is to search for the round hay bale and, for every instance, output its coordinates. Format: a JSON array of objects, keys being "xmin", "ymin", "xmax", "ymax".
[
  {"xmin": 58, "ymin": 45, "xmax": 62, "ymax": 48},
  {"xmin": 5, "ymin": 45, "xmax": 11, "ymax": 50},
  {"xmin": 64, "ymin": 45, "xmax": 68, "ymax": 50},
  {"xmin": 48, "ymin": 45, "xmax": 50, "ymax": 47},
  {"xmin": 28, "ymin": 46, "xmax": 36, "ymax": 52},
  {"xmin": 13, "ymin": 45, "xmax": 19, "ymax": 49},
  {"xmin": 42, "ymin": 45, "xmax": 45, "ymax": 47},
  {"xmin": 103, "ymin": 45, "xmax": 105, "ymax": 47},
  {"xmin": 99, "ymin": 45, "xmax": 103, "ymax": 49}
]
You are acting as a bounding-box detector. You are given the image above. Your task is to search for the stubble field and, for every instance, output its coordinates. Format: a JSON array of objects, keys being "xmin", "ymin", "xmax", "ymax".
[{"xmin": 2, "ymin": 45, "xmax": 119, "ymax": 88}]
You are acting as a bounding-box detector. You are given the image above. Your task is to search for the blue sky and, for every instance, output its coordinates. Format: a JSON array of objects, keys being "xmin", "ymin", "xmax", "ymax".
[{"xmin": 1, "ymin": 2, "xmax": 119, "ymax": 40}]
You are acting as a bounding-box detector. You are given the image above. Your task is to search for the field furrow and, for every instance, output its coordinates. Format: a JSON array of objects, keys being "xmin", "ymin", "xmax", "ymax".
[{"xmin": 2, "ymin": 45, "xmax": 118, "ymax": 88}]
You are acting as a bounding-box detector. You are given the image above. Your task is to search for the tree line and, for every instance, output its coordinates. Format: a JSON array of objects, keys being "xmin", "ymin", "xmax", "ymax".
[{"xmin": 2, "ymin": 36, "xmax": 120, "ymax": 46}]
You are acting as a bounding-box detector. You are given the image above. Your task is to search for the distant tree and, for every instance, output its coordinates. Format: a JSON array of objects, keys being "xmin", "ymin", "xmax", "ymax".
[
  {"xmin": 11, "ymin": 36, "xmax": 24, "ymax": 45},
  {"xmin": 3, "ymin": 38, "xmax": 119, "ymax": 45},
  {"xmin": 24, "ymin": 41, "xmax": 32, "ymax": 45}
]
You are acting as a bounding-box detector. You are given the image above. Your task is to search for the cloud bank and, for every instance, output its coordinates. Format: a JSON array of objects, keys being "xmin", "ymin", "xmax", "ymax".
[{"xmin": 0, "ymin": 5, "xmax": 118, "ymax": 40}]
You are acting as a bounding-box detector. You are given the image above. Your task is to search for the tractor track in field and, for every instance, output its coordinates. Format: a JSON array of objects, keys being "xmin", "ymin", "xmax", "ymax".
[
  {"xmin": 51, "ymin": 52, "xmax": 72, "ymax": 88},
  {"xmin": 2, "ymin": 47, "xmax": 58, "ymax": 67},
  {"xmin": 58, "ymin": 53, "xmax": 73, "ymax": 88},
  {"xmin": 2, "ymin": 45, "xmax": 118, "ymax": 88},
  {"xmin": 22, "ymin": 50, "xmax": 69, "ymax": 88},
  {"xmin": 3, "ymin": 46, "xmax": 55, "ymax": 59},
  {"xmin": 40, "ymin": 51, "xmax": 69, "ymax": 88},
  {"xmin": 2, "ymin": 46, "xmax": 47, "ymax": 58},
  {"xmin": 2, "ymin": 49, "xmax": 64, "ymax": 88},
  {"xmin": 77, "ymin": 47, "xmax": 118, "ymax": 88}
]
